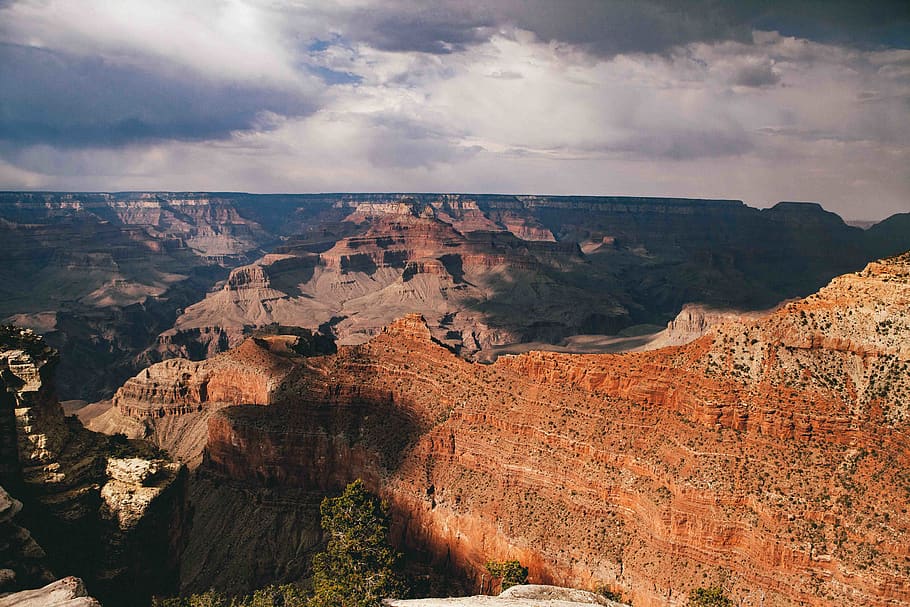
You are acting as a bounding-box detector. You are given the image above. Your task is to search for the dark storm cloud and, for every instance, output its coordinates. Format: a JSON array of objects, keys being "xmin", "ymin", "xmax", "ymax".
[
  {"xmin": 347, "ymin": 7, "xmax": 493, "ymax": 55},
  {"xmin": 746, "ymin": 1, "xmax": 910, "ymax": 49},
  {"xmin": 333, "ymin": 1, "xmax": 749, "ymax": 57},
  {"xmin": 0, "ymin": 43, "xmax": 317, "ymax": 147},
  {"xmin": 326, "ymin": 0, "xmax": 909, "ymax": 58}
]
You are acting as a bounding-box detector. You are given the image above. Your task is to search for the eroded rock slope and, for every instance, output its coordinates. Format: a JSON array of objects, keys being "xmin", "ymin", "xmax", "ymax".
[
  {"xmin": 7, "ymin": 192, "xmax": 910, "ymax": 402},
  {"xmin": 97, "ymin": 253, "xmax": 910, "ymax": 606}
]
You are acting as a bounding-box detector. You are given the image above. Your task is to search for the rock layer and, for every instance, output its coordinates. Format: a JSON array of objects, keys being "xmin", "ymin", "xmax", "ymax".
[
  {"xmin": 4, "ymin": 192, "xmax": 910, "ymax": 402},
  {"xmin": 166, "ymin": 213, "xmax": 622, "ymax": 358},
  {"xmin": 103, "ymin": 253, "xmax": 910, "ymax": 606},
  {"xmin": 0, "ymin": 327, "xmax": 187, "ymax": 606}
]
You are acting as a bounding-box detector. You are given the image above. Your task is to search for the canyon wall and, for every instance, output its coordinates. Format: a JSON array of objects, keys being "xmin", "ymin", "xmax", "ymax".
[
  {"xmin": 101, "ymin": 253, "xmax": 910, "ymax": 606},
  {"xmin": 166, "ymin": 212, "xmax": 622, "ymax": 358},
  {"xmin": 5, "ymin": 192, "xmax": 910, "ymax": 402},
  {"xmin": 0, "ymin": 327, "xmax": 188, "ymax": 606}
]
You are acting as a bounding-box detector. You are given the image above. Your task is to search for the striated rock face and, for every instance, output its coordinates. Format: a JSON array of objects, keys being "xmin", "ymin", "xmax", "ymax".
[
  {"xmin": 167, "ymin": 213, "xmax": 624, "ymax": 358},
  {"xmin": 93, "ymin": 336, "xmax": 301, "ymax": 470},
  {"xmin": 0, "ymin": 327, "xmax": 187, "ymax": 606},
  {"xmin": 5, "ymin": 192, "xmax": 910, "ymax": 402},
  {"xmin": 114, "ymin": 337, "xmax": 294, "ymax": 417},
  {"xmin": 0, "ymin": 576, "xmax": 101, "ymax": 607},
  {"xmin": 130, "ymin": 254, "xmax": 910, "ymax": 607},
  {"xmin": 642, "ymin": 303, "xmax": 773, "ymax": 350}
]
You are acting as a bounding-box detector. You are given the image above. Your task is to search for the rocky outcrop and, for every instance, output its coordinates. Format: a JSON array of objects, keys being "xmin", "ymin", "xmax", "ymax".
[
  {"xmin": 388, "ymin": 584, "xmax": 626, "ymax": 606},
  {"xmin": 166, "ymin": 213, "xmax": 624, "ymax": 358},
  {"xmin": 0, "ymin": 485, "xmax": 52, "ymax": 593},
  {"xmin": 87, "ymin": 335, "xmax": 312, "ymax": 471},
  {"xmin": 642, "ymin": 304, "xmax": 772, "ymax": 349},
  {"xmin": 156, "ymin": 254, "xmax": 909, "ymax": 607},
  {"xmin": 0, "ymin": 327, "xmax": 187, "ymax": 606},
  {"xmin": 0, "ymin": 577, "xmax": 101, "ymax": 607},
  {"xmin": 4, "ymin": 192, "xmax": 910, "ymax": 402},
  {"xmin": 113, "ymin": 337, "xmax": 294, "ymax": 418}
]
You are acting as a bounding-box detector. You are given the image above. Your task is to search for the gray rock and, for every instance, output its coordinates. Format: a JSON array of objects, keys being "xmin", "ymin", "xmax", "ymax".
[{"xmin": 0, "ymin": 577, "xmax": 101, "ymax": 607}]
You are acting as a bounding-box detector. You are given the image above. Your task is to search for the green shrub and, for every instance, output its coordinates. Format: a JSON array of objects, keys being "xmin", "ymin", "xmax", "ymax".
[
  {"xmin": 485, "ymin": 559, "xmax": 528, "ymax": 591},
  {"xmin": 311, "ymin": 480, "xmax": 405, "ymax": 607},
  {"xmin": 688, "ymin": 586, "xmax": 734, "ymax": 607}
]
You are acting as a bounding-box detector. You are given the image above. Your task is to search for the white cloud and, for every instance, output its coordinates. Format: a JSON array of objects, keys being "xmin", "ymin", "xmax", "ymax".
[
  {"xmin": 0, "ymin": 1, "xmax": 908, "ymax": 219},
  {"xmin": 0, "ymin": 0, "xmax": 310, "ymax": 87}
]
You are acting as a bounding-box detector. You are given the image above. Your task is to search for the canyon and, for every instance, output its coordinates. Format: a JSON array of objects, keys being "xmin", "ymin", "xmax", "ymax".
[
  {"xmin": 83, "ymin": 252, "xmax": 910, "ymax": 606},
  {"xmin": 3, "ymin": 192, "xmax": 908, "ymax": 402},
  {"xmin": 0, "ymin": 326, "xmax": 187, "ymax": 606}
]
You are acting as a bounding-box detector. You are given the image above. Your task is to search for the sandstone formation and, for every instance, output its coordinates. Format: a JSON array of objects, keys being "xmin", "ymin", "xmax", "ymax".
[
  {"xmin": 165, "ymin": 211, "xmax": 623, "ymax": 357},
  {"xmin": 98, "ymin": 253, "xmax": 910, "ymax": 606},
  {"xmin": 90, "ymin": 335, "xmax": 301, "ymax": 467},
  {"xmin": 0, "ymin": 327, "xmax": 187, "ymax": 606},
  {"xmin": 5, "ymin": 192, "xmax": 910, "ymax": 402},
  {"xmin": 0, "ymin": 577, "xmax": 101, "ymax": 607},
  {"xmin": 641, "ymin": 303, "xmax": 773, "ymax": 350}
]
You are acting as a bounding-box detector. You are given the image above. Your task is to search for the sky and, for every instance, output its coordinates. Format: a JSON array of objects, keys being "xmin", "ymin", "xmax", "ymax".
[{"xmin": 1, "ymin": 1, "xmax": 909, "ymax": 219}]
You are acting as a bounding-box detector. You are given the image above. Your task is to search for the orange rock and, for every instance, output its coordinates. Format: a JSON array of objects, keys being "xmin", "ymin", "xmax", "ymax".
[{"xmin": 116, "ymin": 254, "xmax": 910, "ymax": 606}]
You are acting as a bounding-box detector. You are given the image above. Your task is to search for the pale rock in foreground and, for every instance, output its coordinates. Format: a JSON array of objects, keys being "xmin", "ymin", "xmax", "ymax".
[
  {"xmin": 387, "ymin": 584, "xmax": 627, "ymax": 607},
  {"xmin": 0, "ymin": 577, "xmax": 100, "ymax": 607}
]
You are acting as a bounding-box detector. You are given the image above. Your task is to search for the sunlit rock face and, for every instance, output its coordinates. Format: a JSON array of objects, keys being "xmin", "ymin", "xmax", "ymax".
[
  {"xmin": 166, "ymin": 212, "xmax": 623, "ymax": 360},
  {"xmin": 5, "ymin": 192, "xmax": 910, "ymax": 403},
  {"xmin": 100, "ymin": 254, "xmax": 910, "ymax": 606}
]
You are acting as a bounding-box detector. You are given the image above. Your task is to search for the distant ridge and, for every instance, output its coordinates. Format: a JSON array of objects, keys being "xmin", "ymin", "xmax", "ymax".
[{"xmin": 1, "ymin": 191, "xmax": 908, "ymax": 401}]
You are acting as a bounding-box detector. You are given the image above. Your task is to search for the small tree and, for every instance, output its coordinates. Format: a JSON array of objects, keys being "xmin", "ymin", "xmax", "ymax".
[
  {"xmin": 688, "ymin": 586, "xmax": 734, "ymax": 607},
  {"xmin": 152, "ymin": 590, "xmax": 229, "ymax": 607},
  {"xmin": 311, "ymin": 480, "xmax": 405, "ymax": 607},
  {"xmin": 485, "ymin": 560, "xmax": 528, "ymax": 592}
]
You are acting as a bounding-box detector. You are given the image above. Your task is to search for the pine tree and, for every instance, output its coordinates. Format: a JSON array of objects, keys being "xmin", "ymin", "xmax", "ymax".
[
  {"xmin": 485, "ymin": 560, "xmax": 528, "ymax": 592},
  {"xmin": 311, "ymin": 480, "xmax": 405, "ymax": 607}
]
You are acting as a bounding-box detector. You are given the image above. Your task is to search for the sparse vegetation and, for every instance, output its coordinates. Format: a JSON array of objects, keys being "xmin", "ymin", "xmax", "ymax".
[
  {"xmin": 595, "ymin": 585, "xmax": 626, "ymax": 603},
  {"xmin": 688, "ymin": 586, "xmax": 734, "ymax": 607},
  {"xmin": 154, "ymin": 480, "xmax": 402, "ymax": 607},
  {"xmin": 485, "ymin": 559, "xmax": 529, "ymax": 592},
  {"xmin": 152, "ymin": 585, "xmax": 307, "ymax": 607},
  {"xmin": 0, "ymin": 324, "xmax": 49, "ymax": 356}
]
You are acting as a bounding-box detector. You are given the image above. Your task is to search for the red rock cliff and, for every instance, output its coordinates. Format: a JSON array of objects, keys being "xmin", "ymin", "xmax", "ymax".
[{"xmin": 121, "ymin": 254, "xmax": 910, "ymax": 606}]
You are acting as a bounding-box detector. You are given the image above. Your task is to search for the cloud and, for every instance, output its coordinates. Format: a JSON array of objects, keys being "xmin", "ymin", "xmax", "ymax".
[
  {"xmin": 362, "ymin": 115, "xmax": 482, "ymax": 169},
  {"xmin": 731, "ymin": 62, "xmax": 780, "ymax": 87},
  {"xmin": 0, "ymin": 43, "xmax": 320, "ymax": 146},
  {"xmin": 605, "ymin": 129, "xmax": 754, "ymax": 160},
  {"xmin": 0, "ymin": 0, "xmax": 308, "ymax": 85},
  {"xmin": 0, "ymin": 0, "xmax": 908, "ymax": 221},
  {"xmin": 295, "ymin": 0, "xmax": 909, "ymax": 61},
  {"xmin": 310, "ymin": 1, "xmax": 751, "ymax": 58}
]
